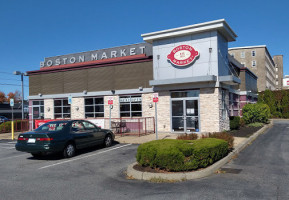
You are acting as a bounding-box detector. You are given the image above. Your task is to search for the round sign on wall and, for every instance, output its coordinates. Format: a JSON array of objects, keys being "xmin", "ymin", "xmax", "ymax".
[{"xmin": 167, "ymin": 45, "xmax": 199, "ymax": 66}]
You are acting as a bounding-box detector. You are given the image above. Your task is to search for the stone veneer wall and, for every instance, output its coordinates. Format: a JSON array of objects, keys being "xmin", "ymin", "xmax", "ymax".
[
  {"xmin": 156, "ymin": 91, "xmax": 171, "ymax": 132},
  {"xmin": 219, "ymin": 89, "xmax": 230, "ymax": 131},
  {"xmin": 44, "ymin": 99, "xmax": 54, "ymax": 119},
  {"xmin": 71, "ymin": 97, "xmax": 85, "ymax": 119},
  {"xmin": 200, "ymin": 88, "xmax": 220, "ymax": 132}
]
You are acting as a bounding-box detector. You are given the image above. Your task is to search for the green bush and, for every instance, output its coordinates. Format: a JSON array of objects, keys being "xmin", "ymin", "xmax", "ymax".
[
  {"xmin": 242, "ymin": 103, "xmax": 270, "ymax": 124},
  {"xmin": 202, "ymin": 132, "xmax": 234, "ymax": 150},
  {"xmin": 0, "ymin": 120, "xmax": 23, "ymax": 133},
  {"xmin": 230, "ymin": 116, "xmax": 240, "ymax": 130},
  {"xmin": 176, "ymin": 133, "xmax": 198, "ymax": 140},
  {"xmin": 136, "ymin": 138, "xmax": 228, "ymax": 172},
  {"xmin": 247, "ymin": 122, "xmax": 264, "ymax": 127},
  {"xmin": 240, "ymin": 118, "xmax": 246, "ymax": 127}
]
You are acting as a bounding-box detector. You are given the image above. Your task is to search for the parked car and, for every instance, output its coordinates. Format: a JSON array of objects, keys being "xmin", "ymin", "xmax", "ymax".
[
  {"xmin": 0, "ymin": 116, "xmax": 10, "ymax": 123},
  {"xmin": 15, "ymin": 120, "xmax": 115, "ymax": 158}
]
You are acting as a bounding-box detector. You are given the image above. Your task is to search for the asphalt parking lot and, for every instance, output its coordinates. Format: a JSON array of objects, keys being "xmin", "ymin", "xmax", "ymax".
[{"xmin": 0, "ymin": 120, "xmax": 289, "ymax": 200}]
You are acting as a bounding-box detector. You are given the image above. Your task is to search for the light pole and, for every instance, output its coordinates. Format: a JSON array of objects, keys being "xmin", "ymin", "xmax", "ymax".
[{"xmin": 13, "ymin": 71, "xmax": 27, "ymax": 120}]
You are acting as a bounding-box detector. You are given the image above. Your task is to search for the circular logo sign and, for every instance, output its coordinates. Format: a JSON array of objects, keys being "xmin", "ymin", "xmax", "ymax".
[{"xmin": 167, "ymin": 45, "xmax": 199, "ymax": 66}]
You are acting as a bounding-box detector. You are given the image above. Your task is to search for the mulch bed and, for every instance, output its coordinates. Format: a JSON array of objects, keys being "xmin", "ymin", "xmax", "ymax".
[
  {"xmin": 228, "ymin": 126, "xmax": 263, "ymax": 138},
  {"xmin": 133, "ymin": 164, "xmax": 204, "ymax": 173}
]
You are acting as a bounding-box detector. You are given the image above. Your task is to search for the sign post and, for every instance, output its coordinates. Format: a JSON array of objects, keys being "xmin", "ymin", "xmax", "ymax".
[
  {"xmin": 108, "ymin": 96, "xmax": 113, "ymax": 129},
  {"xmin": 10, "ymin": 99, "xmax": 14, "ymax": 140},
  {"xmin": 153, "ymin": 93, "xmax": 159, "ymax": 140}
]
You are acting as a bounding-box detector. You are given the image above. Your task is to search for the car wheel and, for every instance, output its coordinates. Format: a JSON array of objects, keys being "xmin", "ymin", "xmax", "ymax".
[
  {"xmin": 63, "ymin": 143, "xmax": 76, "ymax": 158},
  {"xmin": 104, "ymin": 135, "xmax": 112, "ymax": 147}
]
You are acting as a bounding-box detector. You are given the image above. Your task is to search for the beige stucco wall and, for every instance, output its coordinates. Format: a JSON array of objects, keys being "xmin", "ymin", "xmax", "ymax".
[{"xmin": 44, "ymin": 99, "xmax": 54, "ymax": 119}]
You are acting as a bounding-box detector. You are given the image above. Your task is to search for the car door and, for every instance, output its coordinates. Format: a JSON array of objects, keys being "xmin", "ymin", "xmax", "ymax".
[
  {"xmin": 82, "ymin": 121, "xmax": 104, "ymax": 145},
  {"xmin": 71, "ymin": 121, "xmax": 90, "ymax": 149}
]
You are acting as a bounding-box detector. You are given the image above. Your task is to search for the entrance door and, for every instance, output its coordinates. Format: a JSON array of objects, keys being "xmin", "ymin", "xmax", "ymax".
[{"xmin": 172, "ymin": 99, "xmax": 199, "ymax": 133}]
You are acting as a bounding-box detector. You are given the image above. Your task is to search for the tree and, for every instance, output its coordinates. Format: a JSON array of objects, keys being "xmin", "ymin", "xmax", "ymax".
[
  {"xmin": 7, "ymin": 90, "xmax": 21, "ymax": 103},
  {"xmin": 0, "ymin": 91, "xmax": 6, "ymax": 103}
]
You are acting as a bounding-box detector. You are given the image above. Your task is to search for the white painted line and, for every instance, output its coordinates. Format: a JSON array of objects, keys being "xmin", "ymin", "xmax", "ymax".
[
  {"xmin": 0, "ymin": 154, "xmax": 27, "ymax": 161},
  {"xmin": 39, "ymin": 144, "xmax": 132, "ymax": 170},
  {"xmin": 1, "ymin": 147, "xmax": 15, "ymax": 149},
  {"xmin": 0, "ymin": 144, "xmax": 16, "ymax": 146},
  {"xmin": 8, "ymin": 142, "xmax": 17, "ymax": 144}
]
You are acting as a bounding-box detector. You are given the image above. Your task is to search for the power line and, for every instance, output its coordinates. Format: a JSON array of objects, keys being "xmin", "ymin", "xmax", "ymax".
[{"xmin": 0, "ymin": 83, "xmax": 29, "ymax": 87}]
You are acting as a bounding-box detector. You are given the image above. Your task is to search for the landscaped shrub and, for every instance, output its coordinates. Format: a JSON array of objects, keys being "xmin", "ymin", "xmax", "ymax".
[
  {"xmin": 240, "ymin": 118, "xmax": 246, "ymax": 127},
  {"xmin": 0, "ymin": 120, "xmax": 23, "ymax": 133},
  {"xmin": 247, "ymin": 122, "xmax": 264, "ymax": 127},
  {"xmin": 230, "ymin": 116, "xmax": 240, "ymax": 130},
  {"xmin": 201, "ymin": 132, "xmax": 234, "ymax": 149},
  {"xmin": 136, "ymin": 138, "xmax": 228, "ymax": 172},
  {"xmin": 176, "ymin": 133, "xmax": 198, "ymax": 140},
  {"xmin": 242, "ymin": 103, "xmax": 270, "ymax": 124}
]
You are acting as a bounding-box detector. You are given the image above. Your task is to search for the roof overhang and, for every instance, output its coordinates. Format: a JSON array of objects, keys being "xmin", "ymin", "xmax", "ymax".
[
  {"xmin": 142, "ymin": 19, "xmax": 237, "ymax": 43},
  {"xmin": 219, "ymin": 75, "xmax": 241, "ymax": 85}
]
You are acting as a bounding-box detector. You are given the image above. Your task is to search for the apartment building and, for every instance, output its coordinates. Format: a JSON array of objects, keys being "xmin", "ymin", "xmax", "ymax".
[{"xmin": 228, "ymin": 45, "xmax": 283, "ymax": 91}]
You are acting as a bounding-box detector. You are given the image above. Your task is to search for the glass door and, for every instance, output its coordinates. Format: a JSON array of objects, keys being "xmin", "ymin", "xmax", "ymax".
[{"xmin": 172, "ymin": 99, "xmax": 199, "ymax": 133}]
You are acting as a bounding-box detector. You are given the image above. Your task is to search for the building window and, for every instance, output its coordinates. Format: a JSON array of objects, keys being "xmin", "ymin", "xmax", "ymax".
[
  {"xmin": 252, "ymin": 60, "xmax": 257, "ymax": 67},
  {"xmin": 251, "ymin": 50, "xmax": 256, "ymax": 57},
  {"xmin": 241, "ymin": 62, "xmax": 246, "ymax": 67},
  {"xmin": 120, "ymin": 95, "xmax": 142, "ymax": 117},
  {"xmin": 230, "ymin": 53, "xmax": 235, "ymax": 58},
  {"xmin": 276, "ymin": 67, "xmax": 278, "ymax": 72},
  {"xmin": 276, "ymin": 81, "xmax": 279, "ymax": 85},
  {"xmin": 241, "ymin": 51, "xmax": 245, "ymax": 58},
  {"xmin": 85, "ymin": 97, "xmax": 104, "ymax": 118},
  {"xmin": 221, "ymin": 90, "xmax": 226, "ymax": 120},
  {"xmin": 276, "ymin": 74, "xmax": 278, "ymax": 79},
  {"xmin": 54, "ymin": 99, "xmax": 71, "ymax": 119}
]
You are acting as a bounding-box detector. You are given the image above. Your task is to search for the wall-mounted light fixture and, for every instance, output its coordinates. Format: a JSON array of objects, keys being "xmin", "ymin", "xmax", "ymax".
[
  {"xmin": 111, "ymin": 90, "xmax": 115, "ymax": 94},
  {"xmin": 149, "ymin": 103, "xmax": 153, "ymax": 108},
  {"xmin": 47, "ymin": 107, "xmax": 50, "ymax": 112},
  {"xmin": 139, "ymin": 86, "xmax": 143, "ymax": 91},
  {"xmin": 83, "ymin": 90, "xmax": 87, "ymax": 95},
  {"xmin": 75, "ymin": 106, "xmax": 79, "ymax": 111},
  {"xmin": 38, "ymin": 93, "xmax": 42, "ymax": 97},
  {"xmin": 209, "ymin": 48, "xmax": 212, "ymax": 53}
]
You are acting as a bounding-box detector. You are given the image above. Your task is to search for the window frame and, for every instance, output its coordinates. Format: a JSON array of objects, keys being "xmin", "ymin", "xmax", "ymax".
[
  {"xmin": 119, "ymin": 95, "xmax": 142, "ymax": 117},
  {"xmin": 251, "ymin": 50, "xmax": 256, "ymax": 57},
  {"xmin": 54, "ymin": 99, "xmax": 71, "ymax": 119},
  {"xmin": 84, "ymin": 97, "xmax": 104, "ymax": 118}
]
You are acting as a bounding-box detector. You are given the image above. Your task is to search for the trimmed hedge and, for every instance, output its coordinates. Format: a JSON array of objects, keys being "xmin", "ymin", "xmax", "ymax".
[
  {"xmin": 230, "ymin": 116, "xmax": 240, "ymax": 130},
  {"xmin": 136, "ymin": 138, "xmax": 228, "ymax": 172},
  {"xmin": 242, "ymin": 103, "xmax": 270, "ymax": 124},
  {"xmin": 202, "ymin": 132, "xmax": 234, "ymax": 149},
  {"xmin": 176, "ymin": 133, "xmax": 198, "ymax": 140}
]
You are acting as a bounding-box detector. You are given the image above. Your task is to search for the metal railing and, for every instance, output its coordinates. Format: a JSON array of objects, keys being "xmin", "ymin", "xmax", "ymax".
[{"xmin": 0, "ymin": 119, "xmax": 30, "ymax": 134}]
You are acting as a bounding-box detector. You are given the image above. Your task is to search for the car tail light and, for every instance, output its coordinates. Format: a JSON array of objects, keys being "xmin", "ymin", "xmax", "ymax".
[
  {"xmin": 36, "ymin": 138, "xmax": 53, "ymax": 141},
  {"xmin": 18, "ymin": 137, "xmax": 28, "ymax": 141}
]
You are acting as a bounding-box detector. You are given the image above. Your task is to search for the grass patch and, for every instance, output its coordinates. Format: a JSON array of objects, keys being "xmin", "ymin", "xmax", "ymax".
[{"xmin": 247, "ymin": 122, "xmax": 264, "ymax": 127}]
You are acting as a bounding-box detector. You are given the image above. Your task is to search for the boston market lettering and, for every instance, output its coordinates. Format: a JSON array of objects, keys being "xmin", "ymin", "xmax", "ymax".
[
  {"xmin": 40, "ymin": 43, "xmax": 152, "ymax": 68},
  {"xmin": 167, "ymin": 45, "xmax": 199, "ymax": 66}
]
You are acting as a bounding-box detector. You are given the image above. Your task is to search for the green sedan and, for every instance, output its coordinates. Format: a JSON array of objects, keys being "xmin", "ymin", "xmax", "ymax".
[{"xmin": 15, "ymin": 120, "xmax": 115, "ymax": 158}]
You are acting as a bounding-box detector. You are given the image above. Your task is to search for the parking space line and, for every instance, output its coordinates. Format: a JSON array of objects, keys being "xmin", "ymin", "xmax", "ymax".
[
  {"xmin": 8, "ymin": 142, "xmax": 17, "ymax": 144},
  {"xmin": 39, "ymin": 144, "xmax": 132, "ymax": 170},
  {"xmin": 0, "ymin": 154, "xmax": 27, "ymax": 161},
  {"xmin": 1, "ymin": 147, "xmax": 15, "ymax": 149}
]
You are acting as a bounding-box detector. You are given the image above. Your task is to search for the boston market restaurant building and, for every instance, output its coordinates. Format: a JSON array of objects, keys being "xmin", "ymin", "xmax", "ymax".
[{"xmin": 27, "ymin": 19, "xmax": 256, "ymax": 133}]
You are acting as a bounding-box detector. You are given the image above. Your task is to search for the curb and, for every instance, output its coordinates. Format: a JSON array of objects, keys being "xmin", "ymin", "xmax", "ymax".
[{"xmin": 127, "ymin": 120, "xmax": 273, "ymax": 181}]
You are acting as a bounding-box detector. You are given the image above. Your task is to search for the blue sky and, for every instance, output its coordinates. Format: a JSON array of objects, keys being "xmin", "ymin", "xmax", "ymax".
[{"xmin": 0, "ymin": 0, "xmax": 288, "ymax": 99}]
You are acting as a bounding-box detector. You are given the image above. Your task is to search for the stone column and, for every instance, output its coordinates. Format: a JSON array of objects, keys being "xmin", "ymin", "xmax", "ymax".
[
  {"xmin": 156, "ymin": 91, "xmax": 171, "ymax": 133},
  {"xmin": 199, "ymin": 88, "xmax": 220, "ymax": 132},
  {"xmin": 44, "ymin": 99, "xmax": 54, "ymax": 119},
  {"xmin": 71, "ymin": 97, "xmax": 85, "ymax": 119}
]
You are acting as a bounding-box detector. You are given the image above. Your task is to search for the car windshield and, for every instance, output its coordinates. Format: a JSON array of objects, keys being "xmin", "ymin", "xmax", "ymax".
[{"xmin": 35, "ymin": 121, "xmax": 68, "ymax": 132}]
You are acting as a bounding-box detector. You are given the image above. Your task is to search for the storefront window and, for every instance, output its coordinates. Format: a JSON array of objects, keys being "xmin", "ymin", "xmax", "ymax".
[
  {"xmin": 85, "ymin": 97, "xmax": 104, "ymax": 118},
  {"xmin": 120, "ymin": 95, "xmax": 142, "ymax": 117},
  {"xmin": 32, "ymin": 100, "xmax": 44, "ymax": 119},
  {"xmin": 54, "ymin": 99, "xmax": 71, "ymax": 119}
]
